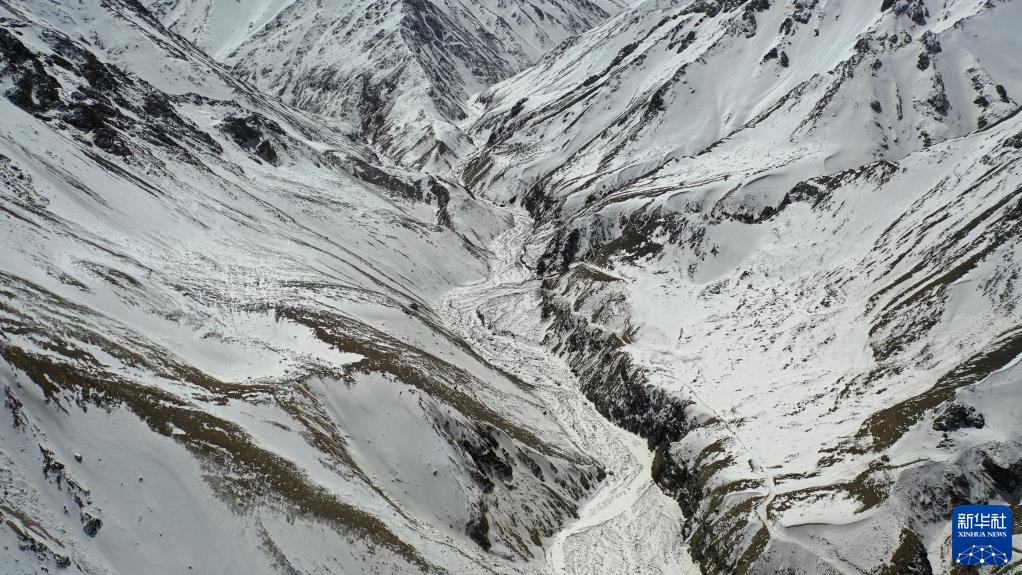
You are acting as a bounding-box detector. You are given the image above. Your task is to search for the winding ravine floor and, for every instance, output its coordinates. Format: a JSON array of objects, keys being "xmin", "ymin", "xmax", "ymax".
[{"xmin": 437, "ymin": 210, "xmax": 698, "ymax": 575}]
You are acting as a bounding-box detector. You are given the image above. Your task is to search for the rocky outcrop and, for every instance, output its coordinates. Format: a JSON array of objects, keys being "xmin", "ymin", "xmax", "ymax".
[
  {"xmin": 221, "ymin": 114, "xmax": 282, "ymax": 165},
  {"xmin": 933, "ymin": 404, "xmax": 985, "ymax": 433}
]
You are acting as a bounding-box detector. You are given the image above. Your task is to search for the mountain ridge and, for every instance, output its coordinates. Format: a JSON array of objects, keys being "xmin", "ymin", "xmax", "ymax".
[
  {"xmin": 147, "ymin": 0, "xmax": 627, "ymax": 170},
  {"xmin": 2, "ymin": 0, "xmax": 1021, "ymax": 573},
  {"xmin": 0, "ymin": 1, "xmax": 620, "ymax": 572},
  {"xmin": 458, "ymin": 0, "xmax": 1022, "ymax": 571}
]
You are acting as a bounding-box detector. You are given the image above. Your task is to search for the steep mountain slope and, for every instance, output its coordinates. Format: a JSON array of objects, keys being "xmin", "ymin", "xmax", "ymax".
[
  {"xmin": 0, "ymin": 1, "xmax": 610, "ymax": 573},
  {"xmin": 465, "ymin": 0, "xmax": 1022, "ymax": 572},
  {"xmin": 4, "ymin": 0, "xmax": 1021, "ymax": 573},
  {"xmin": 146, "ymin": 0, "xmax": 626, "ymax": 170},
  {"xmin": 468, "ymin": 0, "xmax": 1019, "ymax": 206},
  {"xmin": 437, "ymin": 211, "xmax": 697, "ymax": 575}
]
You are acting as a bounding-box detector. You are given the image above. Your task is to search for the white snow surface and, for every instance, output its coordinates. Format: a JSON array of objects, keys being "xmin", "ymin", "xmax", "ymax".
[
  {"xmin": 0, "ymin": 1, "xmax": 630, "ymax": 573},
  {"xmin": 461, "ymin": 0, "xmax": 1022, "ymax": 571},
  {"xmin": 3, "ymin": 0, "xmax": 1022, "ymax": 573}
]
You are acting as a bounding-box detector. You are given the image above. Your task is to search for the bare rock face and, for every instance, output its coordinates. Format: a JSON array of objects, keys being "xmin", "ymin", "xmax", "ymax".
[
  {"xmin": 933, "ymin": 404, "xmax": 985, "ymax": 433},
  {"xmin": 221, "ymin": 114, "xmax": 282, "ymax": 165}
]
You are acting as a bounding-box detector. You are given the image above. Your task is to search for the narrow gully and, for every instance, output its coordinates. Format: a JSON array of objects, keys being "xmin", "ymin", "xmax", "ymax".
[{"xmin": 437, "ymin": 209, "xmax": 698, "ymax": 575}]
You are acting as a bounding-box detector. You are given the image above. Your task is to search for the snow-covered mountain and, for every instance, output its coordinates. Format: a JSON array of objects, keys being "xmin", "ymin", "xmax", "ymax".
[
  {"xmin": 146, "ymin": 0, "xmax": 626, "ymax": 170},
  {"xmin": 2, "ymin": 0, "xmax": 1021, "ymax": 574},
  {"xmin": 0, "ymin": 1, "xmax": 611, "ymax": 573},
  {"xmin": 465, "ymin": 0, "xmax": 1022, "ymax": 572},
  {"xmin": 467, "ymin": 0, "xmax": 1019, "ymax": 205}
]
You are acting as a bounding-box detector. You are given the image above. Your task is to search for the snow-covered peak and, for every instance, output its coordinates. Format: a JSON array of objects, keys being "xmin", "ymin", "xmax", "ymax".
[
  {"xmin": 467, "ymin": 0, "xmax": 1020, "ymax": 210},
  {"xmin": 147, "ymin": 0, "xmax": 627, "ymax": 170}
]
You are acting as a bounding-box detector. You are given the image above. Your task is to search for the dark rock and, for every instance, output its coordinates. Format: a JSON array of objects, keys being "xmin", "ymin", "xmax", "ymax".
[
  {"xmin": 461, "ymin": 430, "xmax": 513, "ymax": 490},
  {"xmin": 928, "ymin": 91, "xmax": 949, "ymax": 116},
  {"xmin": 254, "ymin": 140, "xmax": 277, "ymax": 164},
  {"xmin": 466, "ymin": 505, "xmax": 490, "ymax": 550},
  {"xmin": 0, "ymin": 27, "xmax": 35, "ymax": 64},
  {"xmin": 682, "ymin": 0, "xmax": 723, "ymax": 17},
  {"xmin": 739, "ymin": 10, "xmax": 758, "ymax": 38},
  {"xmin": 62, "ymin": 97, "xmax": 131, "ymax": 156},
  {"xmin": 3, "ymin": 385, "xmax": 26, "ymax": 429},
  {"xmin": 981, "ymin": 456, "xmax": 1022, "ymax": 497},
  {"xmin": 0, "ymin": 29, "xmax": 61, "ymax": 113},
  {"xmin": 878, "ymin": 529, "xmax": 932, "ymax": 574},
  {"xmin": 792, "ymin": 0, "xmax": 817, "ymax": 23},
  {"xmin": 40, "ymin": 445, "xmax": 65, "ymax": 480},
  {"xmin": 920, "ymin": 31, "xmax": 941, "ymax": 54},
  {"xmin": 558, "ymin": 228, "xmax": 582, "ymax": 273},
  {"xmin": 885, "ymin": 0, "xmax": 928, "ymax": 24},
  {"xmin": 907, "ymin": 1, "xmax": 927, "ymax": 25},
  {"xmin": 82, "ymin": 513, "xmax": 102, "ymax": 537},
  {"xmin": 670, "ymin": 31, "xmax": 697, "ymax": 53},
  {"xmin": 221, "ymin": 114, "xmax": 282, "ymax": 165},
  {"xmin": 427, "ymin": 177, "xmax": 451, "ymax": 227},
  {"xmin": 507, "ymin": 98, "xmax": 527, "ymax": 118},
  {"xmin": 933, "ymin": 403, "xmax": 985, "ymax": 432},
  {"xmin": 349, "ymin": 157, "xmax": 420, "ymax": 200}
]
